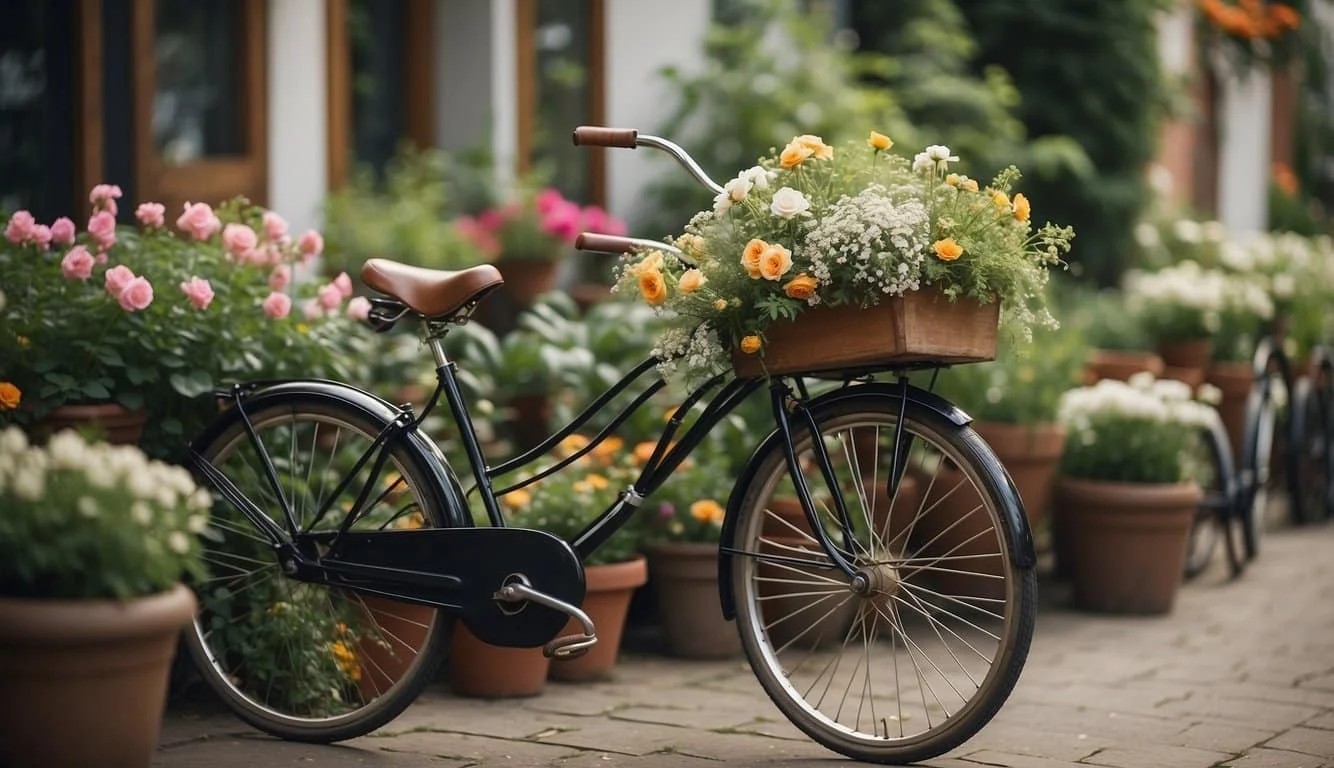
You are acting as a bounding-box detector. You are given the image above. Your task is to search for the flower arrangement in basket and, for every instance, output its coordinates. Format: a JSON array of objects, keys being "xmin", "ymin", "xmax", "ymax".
[{"xmin": 613, "ymin": 133, "xmax": 1073, "ymax": 383}]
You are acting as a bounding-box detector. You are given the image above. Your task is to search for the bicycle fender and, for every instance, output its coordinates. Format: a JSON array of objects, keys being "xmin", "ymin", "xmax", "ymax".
[
  {"xmin": 717, "ymin": 382, "xmax": 1033, "ymax": 621},
  {"xmin": 192, "ymin": 380, "xmax": 472, "ymax": 529}
]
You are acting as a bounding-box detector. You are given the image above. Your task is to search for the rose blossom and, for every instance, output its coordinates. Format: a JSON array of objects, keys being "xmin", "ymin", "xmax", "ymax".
[
  {"xmin": 302, "ymin": 299, "xmax": 324, "ymax": 320},
  {"xmin": 540, "ymin": 200, "xmax": 582, "ymax": 243},
  {"xmin": 104, "ymin": 265, "xmax": 136, "ymax": 297},
  {"xmin": 118, "ymin": 276, "xmax": 154, "ymax": 312},
  {"xmin": 221, "ymin": 223, "xmax": 258, "ymax": 261},
  {"xmin": 297, "ymin": 230, "xmax": 324, "ymax": 259},
  {"xmin": 769, "ymin": 187, "xmax": 811, "ymax": 219},
  {"xmin": 317, "ymin": 282, "xmax": 343, "ymax": 310},
  {"xmin": 177, "ymin": 201, "xmax": 222, "ymax": 241},
  {"xmin": 333, "ymin": 272, "xmax": 353, "ymax": 298},
  {"xmin": 261, "ymin": 211, "xmax": 289, "ymax": 242},
  {"xmin": 580, "ymin": 205, "xmax": 627, "ymax": 236},
  {"xmin": 50, "ymin": 217, "xmax": 76, "ymax": 245},
  {"xmin": 87, "ymin": 211, "xmax": 117, "ymax": 250},
  {"xmin": 6, "ymin": 210, "xmax": 35, "ymax": 244},
  {"xmin": 262, "ymin": 292, "xmax": 291, "ymax": 319},
  {"xmin": 135, "ymin": 202, "xmax": 166, "ymax": 228},
  {"xmin": 346, "ymin": 296, "xmax": 371, "ymax": 321},
  {"xmin": 268, "ymin": 264, "xmax": 291, "ymax": 291},
  {"xmin": 31, "ymin": 225, "xmax": 51, "ymax": 250},
  {"xmin": 535, "ymin": 188, "xmax": 565, "ymax": 215},
  {"xmin": 179, "ymin": 276, "xmax": 214, "ymax": 310},
  {"xmin": 89, "ymin": 183, "xmax": 123, "ymax": 215},
  {"xmin": 60, "ymin": 246, "xmax": 95, "ymax": 280}
]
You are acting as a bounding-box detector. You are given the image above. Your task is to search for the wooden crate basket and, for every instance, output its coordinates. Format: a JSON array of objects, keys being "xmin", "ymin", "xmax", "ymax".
[{"xmin": 731, "ymin": 288, "xmax": 999, "ymax": 379}]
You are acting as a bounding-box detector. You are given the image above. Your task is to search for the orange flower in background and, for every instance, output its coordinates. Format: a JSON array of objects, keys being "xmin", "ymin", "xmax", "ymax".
[
  {"xmin": 934, "ymin": 238, "xmax": 964, "ymax": 262},
  {"xmin": 783, "ymin": 274, "xmax": 819, "ymax": 300},
  {"xmin": 741, "ymin": 238, "xmax": 767, "ymax": 278},
  {"xmin": 501, "ymin": 489, "xmax": 532, "ymax": 510},
  {"xmin": 330, "ymin": 641, "xmax": 362, "ymax": 682},
  {"xmin": 559, "ymin": 434, "xmax": 590, "ymax": 457},
  {"xmin": 690, "ymin": 499, "xmax": 725, "ymax": 525},
  {"xmin": 1272, "ymin": 162, "xmax": 1299, "ymax": 196},
  {"xmin": 633, "ymin": 441, "xmax": 657, "ymax": 465},
  {"xmin": 868, "ymin": 131, "xmax": 893, "ymax": 151},
  {"xmin": 0, "ymin": 382, "xmax": 20, "ymax": 411},
  {"xmin": 639, "ymin": 268, "xmax": 668, "ymax": 305},
  {"xmin": 740, "ymin": 335, "xmax": 762, "ymax": 354},
  {"xmin": 1012, "ymin": 193, "xmax": 1031, "ymax": 222},
  {"xmin": 991, "ymin": 190, "xmax": 1011, "ymax": 209},
  {"xmin": 591, "ymin": 436, "xmax": 624, "ymax": 464}
]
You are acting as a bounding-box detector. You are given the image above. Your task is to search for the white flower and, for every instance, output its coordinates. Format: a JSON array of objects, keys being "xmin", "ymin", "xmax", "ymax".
[
  {"xmin": 0, "ymin": 427, "xmax": 27, "ymax": 456},
  {"xmin": 12, "ymin": 465, "xmax": 44, "ymax": 502},
  {"xmin": 723, "ymin": 175, "xmax": 752, "ymax": 202},
  {"xmin": 167, "ymin": 531, "xmax": 191, "ymax": 555},
  {"xmin": 769, "ymin": 187, "xmax": 811, "ymax": 219},
  {"xmin": 131, "ymin": 501, "xmax": 153, "ymax": 526},
  {"xmin": 1173, "ymin": 219, "xmax": 1202, "ymax": 243},
  {"xmin": 912, "ymin": 152, "xmax": 935, "ymax": 174},
  {"xmin": 46, "ymin": 431, "xmax": 86, "ymax": 470},
  {"xmin": 923, "ymin": 144, "xmax": 958, "ymax": 172},
  {"xmin": 187, "ymin": 514, "xmax": 208, "ymax": 534},
  {"xmin": 1133, "ymin": 222, "xmax": 1160, "ymax": 249},
  {"xmin": 737, "ymin": 165, "xmax": 770, "ymax": 190},
  {"xmin": 712, "ymin": 191, "xmax": 732, "ymax": 215},
  {"xmin": 1196, "ymin": 383, "xmax": 1223, "ymax": 406},
  {"xmin": 77, "ymin": 496, "xmax": 99, "ymax": 518}
]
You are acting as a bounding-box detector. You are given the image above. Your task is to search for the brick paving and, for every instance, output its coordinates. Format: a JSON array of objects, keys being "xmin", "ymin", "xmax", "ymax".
[{"xmin": 157, "ymin": 523, "xmax": 1334, "ymax": 767}]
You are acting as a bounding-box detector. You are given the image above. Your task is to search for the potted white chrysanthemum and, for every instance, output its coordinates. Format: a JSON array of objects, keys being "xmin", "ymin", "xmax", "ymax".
[
  {"xmin": 1124, "ymin": 261, "xmax": 1230, "ymax": 385},
  {"xmin": 1052, "ymin": 375, "xmax": 1216, "ymax": 614},
  {"xmin": 0, "ymin": 428, "xmax": 209, "ymax": 767}
]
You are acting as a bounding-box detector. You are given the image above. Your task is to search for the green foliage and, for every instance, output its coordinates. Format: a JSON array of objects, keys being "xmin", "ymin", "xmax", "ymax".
[
  {"xmin": 0, "ymin": 428, "xmax": 209, "ymax": 599},
  {"xmin": 954, "ymin": 0, "xmax": 1168, "ymax": 285},
  {"xmin": 933, "ymin": 324, "xmax": 1088, "ymax": 425}
]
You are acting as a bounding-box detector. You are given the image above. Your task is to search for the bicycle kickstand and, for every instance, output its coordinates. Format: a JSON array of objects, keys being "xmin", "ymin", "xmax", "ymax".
[{"xmin": 493, "ymin": 575, "xmax": 599, "ymax": 659}]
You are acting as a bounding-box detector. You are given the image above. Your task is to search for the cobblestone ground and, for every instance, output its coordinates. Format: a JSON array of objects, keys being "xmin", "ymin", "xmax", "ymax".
[{"xmin": 157, "ymin": 523, "xmax": 1334, "ymax": 768}]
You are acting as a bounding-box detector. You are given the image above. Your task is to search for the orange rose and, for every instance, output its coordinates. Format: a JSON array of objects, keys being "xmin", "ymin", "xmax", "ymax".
[
  {"xmin": 678, "ymin": 268, "xmax": 707, "ymax": 293},
  {"xmin": 794, "ymin": 134, "xmax": 833, "ymax": 160},
  {"xmin": 779, "ymin": 143, "xmax": 813, "ymax": 169},
  {"xmin": 0, "ymin": 382, "xmax": 19, "ymax": 411},
  {"xmin": 758, "ymin": 243, "xmax": 793, "ymax": 281},
  {"xmin": 639, "ymin": 268, "xmax": 668, "ymax": 305},
  {"xmin": 741, "ymin": 238, "xmax": 767, "ymax": 278},
  {"xmin": 934, "ymin": 238, "xmax": 964, "ymax": 262},
  {"xmin": 1012, "ymin": 193, "xmax": 1031, "ymax": 222},
  {"xmin": 740, "ymin": 335, "xmax": 762, "ymax": 354},
  {"xmin": 783, "ymin": 273, "xmax": 819, "ymax": 300},
  {"xmin": 867, "ymin": 131, "xmax": 892, "ymax": 151}
]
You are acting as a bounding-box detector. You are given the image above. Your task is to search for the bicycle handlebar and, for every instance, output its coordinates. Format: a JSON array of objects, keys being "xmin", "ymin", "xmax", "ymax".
[{"xmin": 572, "ymin": 126, "xmax": 639, "ymax": 148}]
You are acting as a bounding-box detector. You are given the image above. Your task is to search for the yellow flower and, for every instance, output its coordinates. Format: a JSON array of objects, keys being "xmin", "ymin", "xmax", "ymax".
[
  {"xmin": 758, "ymin": 243, "xmax": 793, "ymax": 281},
  {"xmin": 945, "ymin": 173, "xmax": 961, "ymax": 187},
  {"xmin": 713, "ymin": 298, "xmax": 729, "ymax": 311},
  {"xmin": 0, "ymin": 382, "xmax": 21, "ymax": 411},
  {"xmin": 868, "ymin": 131, "xmax": 893, "ymax": 151},
  {"xmin": 991, "ymin": 190, "xmax": 1010, "ymax": 209},
  {"xmin": 793, "ymin": 134, "xmax": 833, "ymax": 160},
  {"xmin": 741, "ymin": 238, "xmax": 767, "ymax": 279},
  {"xmin": 961, "ymin": 178, "xmax": 979, "ymax": 192},
  {"xmin": 783, "ymin": 274, "xmax": 819, "ymax": 300},
  {"xmin": 585, "ymin": 473, "xmax": 610, "ymax": 490},
  {"xmin": 678, "ymin": 268, "xmax": 707, "ymax": 293},
  {"xmin": 690, "ymin": 499, "xmax": 725, "ymax": 525},
  {"xmin": 934, "ymin": 238, "xmax": 964, "ymax": 262},
  {"xmin": 573, "ymin": 480, "xmax": 594, "ymax": 494},
  {"xmin": 629, "ymin": 250, "xmax": 665, "ymax": 276},
  {"xmin": 331, "ymin": 640, "xmax": 362, "ymax": 682},
  {"xmin": 740, "ymin": 335, "xmax": 762, "ymax": 354},
  {"xmin": 296, "ymin": 323, "xmax": 310, "ymax": 335},
  {"xmin": 501, "ymin": 489, "xmax": 532, "ymax": 510},
  {"xmin": 639, "ymin": 268, "xmax": 668, "ymax": 306},
  {"xmin": 1012, "ymin": 193, "xmax": 1031, "ymax": 222},
  {"xmin": 779, "ymin": 143, "xmax": 813, "ymax": 168}
]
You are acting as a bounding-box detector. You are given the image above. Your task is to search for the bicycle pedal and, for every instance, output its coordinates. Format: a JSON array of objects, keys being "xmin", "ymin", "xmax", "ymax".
[
  {"xmin": 544, "ymin": 630, "xmax": 598, "ymax": 659},
  {"xmin": 492, "ymin": 574, "xmax": 598, "ymax": 659}
]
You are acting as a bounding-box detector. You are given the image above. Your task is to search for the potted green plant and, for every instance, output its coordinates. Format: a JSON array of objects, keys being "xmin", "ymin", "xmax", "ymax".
[
  {"xmin": 1124, "ymin": 261, "xmax": 1230, "ymax": 386},
  {"xmin": 1206, "ymin": 274, "xmax": 1277, "ymax": 458},
  {"xmin": 0, "ymin": 427, "xmax": 209, "ymax": 767},
  {"xmin": 1, "ymin": 192, "xmax": 368, "ymax": 459},
  {"xmin": 1052, "ymin": 374, "xmax": 1215, "ymax": 613}
]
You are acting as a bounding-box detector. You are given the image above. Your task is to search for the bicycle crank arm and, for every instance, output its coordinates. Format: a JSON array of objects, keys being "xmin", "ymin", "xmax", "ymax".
[{"xmin": 494, "ymin": 575, "xmax": 598, "ymax": 659}]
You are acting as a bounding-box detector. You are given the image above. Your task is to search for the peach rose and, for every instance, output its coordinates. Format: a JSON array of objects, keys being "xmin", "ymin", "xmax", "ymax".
[
  {"xmin": 1012, "ymin": 193, "xmax": 1031, "ymax": 222},
  {"xmin": 780, "ymin": 143, "xmax": 813, "ymax": 169},
  {"xmin": 783, "ymin": 273, "xmax": 818, "ymax": 300},
  {"xmin": 639, "ymin": 268, "xmax": 668, "ymax": 306},
  {"xmin": 758, "ymin": 243, "xmax": 793, "ymax": 281},
  {"xmin": 177, "ymin": 202, "xmax": 222, "ymax": 241},
  {"xmin": 741, "ymin": 239, "xmax": 767, "ymax": 279},
  {"xmin": 60, "ymin": 246, "xmax": 94, "ymax": 280},
  {"xmin": 794, "ymin": 134, "xmax": 833, "ymax": 160},
  {"xmin": 934, "ymin": 238, "xmax": 964, "ymax": 262},
  {"xmin": 678, "ymin": 268, "xmax": 707, "ymax": 293},
  {"xmin": 739, "ymin": 335, "xmax": 762, "ymax": 354},
  {"xmin": 118, "ymin": 276, "xmax": 154, "ymax": 312}
]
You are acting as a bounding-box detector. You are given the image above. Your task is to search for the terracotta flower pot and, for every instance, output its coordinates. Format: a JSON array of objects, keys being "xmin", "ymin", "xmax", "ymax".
[
  {"xmin": 34, "ymin": 402, "xmax": 147, "ymax": 446},
  {"xmin": 495, "ymin": 258, "xmax": 560, "ymax": 308},
  {"xmin": 549, "ymin": 556, "xmax": 648, "ymax": 682},
  {"xmin": 449, "ymin": 624, "xmax": 550, "ymax": 698},
  {"xmin": 0, "ymin": 584, "xmax": 197, "ymax": 768},
  {"xmin": 508, "ymin": 393, "xmax": 552, "ymax": 451},
  {"xmin": 1054, "ymin": 478, "xmax": 1201, "ymax": 614},
  {"xmin": 1206, "ymin": 361, "xmax": 1253, "ymax": 461},
  {"xmin": 356, "ymin": 596, "xmax": 438, "ymax": 700},
  {"xmin": 1157, "ymin": 338, "xmax": 1214, "ymax": 383},
  {"xmin": 1084, "ymin": 349, "xmax": 1164, "ymax": 385},
  {"xmin": 974, "ymin": 422, "xmax": 1065, "ymax": 536},
  {"xmin": 643, "ymin": 541, "xmax": 740, "ymax": 659}
]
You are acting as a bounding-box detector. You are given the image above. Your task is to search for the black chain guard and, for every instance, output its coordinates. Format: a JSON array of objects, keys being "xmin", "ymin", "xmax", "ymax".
[{"xmin": 320, "ymin": 526, "xmax": 585, "ymax": 648}]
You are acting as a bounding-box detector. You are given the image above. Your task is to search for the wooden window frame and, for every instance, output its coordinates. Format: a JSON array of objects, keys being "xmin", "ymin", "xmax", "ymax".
[
  {"xmin": 516, "ymin": 0, "xmax": 606, "ymax": 206},
  {"xmin": 325, "ymin": 0, "xmax": 435, "ymax": 189},
  {"xmin": 130, "ymin": 0, "xmax": 268, "ymax": 210}
]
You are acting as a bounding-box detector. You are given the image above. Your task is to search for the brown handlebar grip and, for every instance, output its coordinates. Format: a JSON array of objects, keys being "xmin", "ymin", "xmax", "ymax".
[
  {"xmin": 572, "ymin": 126, "xmax": 639, "ymax": 148},
  {"xmin": 576, "ymin": 232, "xmax": 640, "ymax": 254}
]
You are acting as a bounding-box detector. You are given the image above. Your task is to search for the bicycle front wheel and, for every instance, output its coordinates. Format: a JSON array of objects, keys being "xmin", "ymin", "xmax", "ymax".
[
  {"xmin": 186, "ymin": 394, "xmax": 455, "ymax": 742},
  {"xmin": 729, "ymin": 394, "xmax": 1036, "ymax": 764}
]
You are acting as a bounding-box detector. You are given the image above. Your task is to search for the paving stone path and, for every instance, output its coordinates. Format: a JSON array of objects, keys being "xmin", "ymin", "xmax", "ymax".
[{"xmin": 157, "ymin": 523, "xmax": 1334, "ymax": 767}]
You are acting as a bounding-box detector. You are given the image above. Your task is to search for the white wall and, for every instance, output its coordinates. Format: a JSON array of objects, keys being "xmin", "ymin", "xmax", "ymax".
[
  {"xmin": 435, "ymin": 0, "xmax": 498, "ymax": 157},
  {"xmin": 266, "ymin": 0, "xmax": 327, "ymax": 234},
  {"xmin": 604, "ymin": 0, "xmax": 713, "ymax": 228},
  {"xmin": 1216, "ymin": 67, "xmax": 1272, "ymax": 233}
]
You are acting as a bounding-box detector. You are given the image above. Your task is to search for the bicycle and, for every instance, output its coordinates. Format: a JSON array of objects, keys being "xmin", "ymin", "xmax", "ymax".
[
  {"xmin": 1182, "ymin": 406, "xmax": 1244, "ymax": 578},
  {"xmin": 1289, "ymin": 345, "xmax": 1334, "ymax": 524},
  {"xmin": 183, "ymin": 126, "xmax": 1037, "ymax": 765}
]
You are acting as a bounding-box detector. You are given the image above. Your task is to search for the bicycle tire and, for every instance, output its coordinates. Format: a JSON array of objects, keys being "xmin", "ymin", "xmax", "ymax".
[
  {"xmin": 1185, "ymin": 412, "xmax": 1241, "ymax": 579},
  {"xmin": 728, "ymin": 393, "xmax": 1036, "ymax": 764},
  {"xmin": 1291, "ymin": 377, "xmax": 1332, "ymax": 524},
  {"xmin": 1238, "ymin": 370, "xmax": 1278, "ymax": 557},
  {"xmin": 185, "ymin": 392, "xmax": 455, "ymax": 742}
]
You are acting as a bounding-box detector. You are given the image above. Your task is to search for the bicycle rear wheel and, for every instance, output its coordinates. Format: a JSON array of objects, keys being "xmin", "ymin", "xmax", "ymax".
[
  {"xmin": 186, "ymin": 394, "xmax": 454, "ymax": 742},
  {"xmin": 1239, "ymin": 368, "xmax": 1280, "ymax": 557},
  {"xmin": 1291, "ymin": 376, "xmax": 1332, "ymax": 523},
  {"xmin": 728, "ymin": 393, "xmax": 1036, "ymax": 764},
  {"xmin": 1185, "ymin": 412, "xmax": 1241, "ymax": 579}
]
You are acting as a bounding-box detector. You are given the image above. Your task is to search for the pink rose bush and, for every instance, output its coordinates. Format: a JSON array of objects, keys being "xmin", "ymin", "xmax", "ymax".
[
  {"xmin": 1, "ymin": 187, "xmax": 368, "ymax": 457},
  {"xmin": 458, "ymin": 186, "xmax": 625, "ymax": 262}
]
